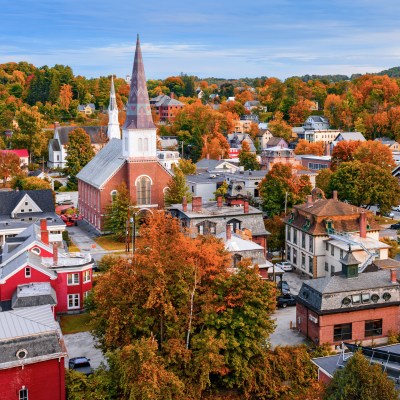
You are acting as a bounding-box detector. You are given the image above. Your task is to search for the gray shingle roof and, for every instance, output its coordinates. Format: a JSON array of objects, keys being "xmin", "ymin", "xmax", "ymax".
[
  {"xmin": 49, "ymin": 138, "xmax": 61, "ymax": 151},
  {"xmin": 0, "ymin": 190, "xmax": 54, "ymax": 216},
  {"xmin": 56, "ymin": 126, "xmax": 107, "ymax": 145},
  {"xmin": 76, "ymin": 138, "xmax": 125, "ymax": 189},
  {"xmin": 334, "ymin": 131, "xmax": 366, "ymax": 141},
  {"xmin": 11, "ymin": 283, "xmax": 57, "ymax": 309}
]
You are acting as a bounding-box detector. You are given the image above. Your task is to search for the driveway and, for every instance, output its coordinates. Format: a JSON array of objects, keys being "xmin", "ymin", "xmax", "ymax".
[{"xmin": 64, "ymin": 332, "xmax": 106, "ymax": 369}]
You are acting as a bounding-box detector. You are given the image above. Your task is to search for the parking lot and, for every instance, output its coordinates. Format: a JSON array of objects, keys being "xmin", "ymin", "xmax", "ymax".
[{"xmin": 269, "ymin": 270, "xmax": 309, "ymax": 348}]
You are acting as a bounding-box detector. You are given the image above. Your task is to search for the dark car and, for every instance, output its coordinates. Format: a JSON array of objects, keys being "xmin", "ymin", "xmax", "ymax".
[
  {"xmin": 277, "ymin": 294, "xmax": 296, "ymax": 308},
  {"xmin": 390, "ymin": 223, "xmax": 400, "ymax": 230},
  {"xmin": 69, "ymin": 357, "xmax": 93, "ymax": 375},
  {"xmin": 277, "ymin": 280, "xmax": 290, "ymax": 294}
]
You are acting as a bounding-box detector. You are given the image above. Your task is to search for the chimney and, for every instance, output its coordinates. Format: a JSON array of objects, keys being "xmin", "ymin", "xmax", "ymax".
[
  {"xmin": 244, "ymin": 200, "xmax": 249, "ymax": 214},
  {"xmin": 182, "ymin": 196, "xmax": 187, "ymax": 212},
  {"xmin": 333, "ymin": 190, "xmax": 338, "ymax": 201},
  {"xmin": 217, "ymin": 195, "xmax": 223, "ymax": 208},
  {"xmin": 307, "ymin": 195, "xmax": 313, "ymax": 206},
  {"xmin": 391, "ymin": 269, "xmax": 397, "ymax": 284},
  {"xmin": 170, "ymin": 92, "xmax": 174, "ymax": 99},
  {"xmin": 226, "ymin": 224, "xmax": 232, "ymax": 240},
  {"xmin": 325, "ymin": 143, "xmax": 331, "ymax": 156},
  {"xmin": 54, "ymin": 121, "xmax": 60, "ymax": 131},
  {"xmin": 206, "ymin": 153, "xmax": 210, "ymax": 160},
  {"xmin": 40, "ymin": 219, "xmax": 49, "ymax": 245},
  {"xmin": 359, "ymin": 211, "xmax": 367, "ymax": 238},
  {"xmin": 192, "ymin": 196, "xmax": 202, "ymax": 212},
  {"xmin": 53, "ymin": 242, "xmax": 58, "ymax": 265}
]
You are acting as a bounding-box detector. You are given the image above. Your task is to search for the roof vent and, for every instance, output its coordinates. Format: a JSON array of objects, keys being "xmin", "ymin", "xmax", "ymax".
[{"xmin": 16, "ymin": 349, "xmax": 28, "ymax": 359}]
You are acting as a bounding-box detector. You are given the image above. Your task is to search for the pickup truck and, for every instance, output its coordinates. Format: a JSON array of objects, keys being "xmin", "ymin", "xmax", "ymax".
[{"xmin": 277, "ymin": 294, "xmax": 296, "ymax": 308}]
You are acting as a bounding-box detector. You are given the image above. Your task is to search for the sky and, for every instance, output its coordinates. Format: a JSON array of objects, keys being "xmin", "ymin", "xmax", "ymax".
[{"xmin": 2, "ymin": 0, "xmax": 400, "ymax": 80}]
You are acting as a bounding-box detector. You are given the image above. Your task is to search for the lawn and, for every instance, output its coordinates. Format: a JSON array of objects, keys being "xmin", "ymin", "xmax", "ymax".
[
  {"xmin": 60, "ymin": 313, "xmax": 92, "ymax": 334},
  {"xmin": 375, "ymin": 216, "xmax": 399, "ymax": 225},
  {"xmin": 68, "ymin": 241, "xmax": 81, "ymax": 252},
  {"xmin": 94, "ymin": 235, "xmax": 128, "ymax": 251}
]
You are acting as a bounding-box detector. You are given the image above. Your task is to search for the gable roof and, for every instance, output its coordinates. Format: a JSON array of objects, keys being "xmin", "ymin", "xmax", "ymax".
[
  {"xmin": 1, "ymin": 149, "xmax": 28, "ymax": 158},
  {"xmin": 266, "ymin": 137, "xmax": 288, "ymax": 147},
  {"xmin": 56, "ymin": 126, "xmax": 107, "ymax": 146},
  {"xmin": 0, "ymin": 190, "xmax": 54, "ymax": 217},
  {"xmin": 335, "ymin": 131, "xmax": 366, "ymax": 141},
  {"xmin": 76, "ymin": 138, "xmax": 125, "ymax": 189}
]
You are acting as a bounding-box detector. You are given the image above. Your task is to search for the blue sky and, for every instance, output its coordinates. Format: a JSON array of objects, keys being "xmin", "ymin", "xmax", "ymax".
[{"xmin": 2, "ymin": 0, "xmax": 400, "ymax": 80}]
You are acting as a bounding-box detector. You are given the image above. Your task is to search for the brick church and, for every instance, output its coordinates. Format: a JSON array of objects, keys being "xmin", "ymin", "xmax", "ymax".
[{"xmin": 77, "ymin": 36, "xmax": 172, "ymax": 231}]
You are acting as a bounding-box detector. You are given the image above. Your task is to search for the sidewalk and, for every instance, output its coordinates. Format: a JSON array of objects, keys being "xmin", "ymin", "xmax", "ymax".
[{"xmin": 66, "ymin": 223, "xmax": 105, "ymax": 255}]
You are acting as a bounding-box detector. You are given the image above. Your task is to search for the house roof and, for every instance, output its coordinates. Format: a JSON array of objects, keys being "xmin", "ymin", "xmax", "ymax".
[
  {"xmin": 1, "ymin": 149, "xmax": 28, "ymax": 158},
  {"xmin": 150, "ymin": 94, "xmax": 184, "ymax": 107},
  {"xmin": 266, "ymin": 137, "xmax": 287, "ymax": 147},
  {"xmin": 76, "ymin": 138, "xmax": 125, "ymax": 189},
  {"xmin": 0, "ymin": 190, "xmax": 54, "ymax": 217},
  {"xmin": 56, "ymin": 126, "xmax": 107, "ymax": 145},
  {"xmin": 217, "ymin": 231, "xmax": 265, "ymax": 251},
  {"xmin": 335, "ymin": 131, "xmax": 366, "ymax": 141},
  {"xmin": 308, "ymin": 115, "xmax": 329, "ymax": 123},
  {"xmin": 11, "ymin": 282, "xmax": 57, "ymax": 309},
  {"xmin": 49, "ymin": 138, "xmax": 61, "ymax": 152}
]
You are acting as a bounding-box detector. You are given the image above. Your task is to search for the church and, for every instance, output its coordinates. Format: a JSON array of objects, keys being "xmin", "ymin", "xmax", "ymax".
[{"xmin": 76, "ymin": 36, "xmax": 172, "ymax": 231}]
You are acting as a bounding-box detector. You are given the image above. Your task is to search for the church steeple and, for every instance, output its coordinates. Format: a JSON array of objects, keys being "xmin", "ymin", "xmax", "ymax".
[
  {"xmin": 107, "ymin": 76, "xmax": 120, "ymax": 140},
  {"xmin": 123, "ymin": 35, "xmax": 155, "ymax": 130},
  {"xmin": 122, "ymin": 36, "xmax": 157, "ymax": 159}
]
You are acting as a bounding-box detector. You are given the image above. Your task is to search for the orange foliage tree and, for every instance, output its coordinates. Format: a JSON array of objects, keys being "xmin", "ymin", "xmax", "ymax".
[
  {"xmin": 331, "ymin": 140, "xmax": 362, "ymax": 169},
  {"xmin": 288, "ymin": 98, "xmax": 314, "ymax": 125},
  {"xmin": 268, "ymin": 111, "xmax": 293, "ymax": 142},
  {"xmin": 59, "ymin": 84, "xmax": 73, "ymax": 110},
  {"xmin": 354, "ymin": 140, "xmax": 396, "ymax": 169},
  {"xmin": 201, "ymin": 132, "xmax": 230, "ymax": 159},
  {"xmin": 294, "ymin": 139, "xmax": 325, "ymax": 156}
]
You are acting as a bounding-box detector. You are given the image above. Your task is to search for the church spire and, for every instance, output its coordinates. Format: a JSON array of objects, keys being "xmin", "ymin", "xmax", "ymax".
[
  {"xmin": 123, "ymin": 35, "xmax": 155, "ymax": 130},
  {"xmin": 107, "ymin": 75, "xmax": 120, "ymax": 140}
]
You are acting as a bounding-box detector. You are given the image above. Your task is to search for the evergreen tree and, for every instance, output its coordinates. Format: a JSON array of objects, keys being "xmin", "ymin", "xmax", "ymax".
[
  {"xmin": 65, "ymin": 128, "xmax": 95, "ymax": 177},
  {"xmin": 164, "ymin": 165, "xmax": 192, "ymax": 206}
]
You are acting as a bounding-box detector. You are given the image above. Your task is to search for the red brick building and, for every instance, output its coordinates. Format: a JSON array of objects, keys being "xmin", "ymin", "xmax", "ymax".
[
  {"xmin": 296, "ymin": 252, "xmax": 400, "ymax": 346},
  {"xmin": 77, "ymin": 36, "xmax": 171, "ymax": 231},
  {"xmin": 0, "ymin": 219, "xmax": 93, "ymax": 314},
  {"xmin": 149, "ymin": 94, "xmax": 184, "ymax": 123},
  {"xmin": 0, "ymin": 305, "xmax": 66, "ymax": 400}
]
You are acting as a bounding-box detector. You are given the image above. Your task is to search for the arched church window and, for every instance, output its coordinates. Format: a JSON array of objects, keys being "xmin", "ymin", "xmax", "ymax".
[
  {"xmin": 136, "ymin": 176, "xmax": 151, "ymax": 205},
  {"xmin": 144, "ymin": 138, "xmax": 149, "ymax": 152}
]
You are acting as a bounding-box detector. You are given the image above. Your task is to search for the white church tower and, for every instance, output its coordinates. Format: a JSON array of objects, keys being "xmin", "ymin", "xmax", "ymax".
[
  {"xmin": 107, "ymin": 76, "xmax": 121, "ymax": 140},
  {"xmin": 122, "ymin": 35, "xmax": 157, "ymax": 159}
]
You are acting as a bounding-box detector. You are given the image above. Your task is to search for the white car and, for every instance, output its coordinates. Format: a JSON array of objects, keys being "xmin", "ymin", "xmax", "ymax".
[{"xmin": 275, "ymin": 261, "xmax": 293, "ymax": 272}]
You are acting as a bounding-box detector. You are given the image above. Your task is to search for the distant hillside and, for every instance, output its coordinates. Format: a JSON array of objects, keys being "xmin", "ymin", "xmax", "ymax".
[{"xmin": 377, "ymin": 66, "xmax": 400, "ymax": 77}]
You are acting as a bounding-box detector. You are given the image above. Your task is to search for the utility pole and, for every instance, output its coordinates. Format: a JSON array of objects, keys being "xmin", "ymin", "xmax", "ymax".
[{"xmin": 284, "ymin": 191, "xmax": 288, "ymax": 216}]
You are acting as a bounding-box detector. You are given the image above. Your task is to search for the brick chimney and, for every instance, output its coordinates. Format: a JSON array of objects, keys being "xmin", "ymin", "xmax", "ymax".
[
  {"xmin": 333, "ymin": 190, "xmax": 338, "ymax": 201},
  {"xmin": 217, "ymin": 195, "xmax": 223, "ymax": 208},
  {"xmin": 192, "ymin": 196, "xmax": 202, "ymax": 212},
  {"xmin": 307, "ymin": 195, "xmax": 313, "ymax": 206},
  {"xmin": 391, "ymin": 269, "xmax": 397, "ymax": 284},
  {"xmin": 359, "ymin": 211, "xmax": 367, "ymax": 238},
  {"xmin": 244, "ymin": 200, "xmax": 249, "ymax": 214},
  {"xmin": 325, "ymin": 143, "xmax": 331, "ymax": 156},
  {"xmin": 226, "ymin": 224, "xmax": 232, "ymax": 240},
  {"xmin": 40, "ymin": 219, "xmax": 49, "ymax": 245},
  {"xmin": 170, "ymin": 92, "xmax": 174, "ymax": 99},
  {"xmin": 53, "ymin": 242, "xmax": 58, "ymax": 265},
  {"xmin": 182, "ymin": 196, "xmax": 187, "ymax": 212}
]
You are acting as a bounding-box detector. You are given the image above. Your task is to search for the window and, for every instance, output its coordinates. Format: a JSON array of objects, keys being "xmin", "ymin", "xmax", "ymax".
[
  {"xmin": 340, "ymin": 249, "xmax": 343, "ymax": 259},
  {"xmin": 68, "ymin": 294, "xmax": 80, "ymax": 309},
  {"xmin": 293, "ymin": 249, "xmax": 297, "ymax": 265},
  {"xmin": 136, "ymin": 176, "xmax": 151, "ymax": 205},
  {"xmin": 352, "ymin": 294, "xmax": 361, "ymax": 304},
  {"xmin": 362, "ymin": 293, "xmax": 370, "ymax": 303},
  {"xmin": 25, "ymin": 201, "xmax": 28, "ymax": 206},
  {"xmin": 308, "ymin": 256, "xmax": 313, "ymax": 273},
  {"xmin": 333, "ymin": 323, "xmax": 352, "ymax": 341},
  {"xmin": 25, "ymin": 267, "xmax": 31, "ymax": 278},
  {"xmin": 365, "ymin": 319, "xmax": 382, "ymax": 337},
  {"xmin": 286, "ymin": 245, "xmax": 291, "ymax": 261},
  {"xmin": 293, "ymin": 229, "xmax": 297, "ymax": 245},
  {"xmin": 331, "ymin": 265, "xmax": 335, "ymax": 276},
  {"xmin": 196, "ymin": 220, "xmax": 217, "ymax": 235},
  {"xmin": 331, "ymin": 245, "xmax": 334, "ymax": 256},
  {"xmin": 301, "ymin": 232, "xmax": 306, "ymax": 248},
  {"xmin": 19, "ymin": 388, "xmax": 28, "ymax": 400},
  {"xmin": 233, "ymin": 254, "xmax": 242, "ymax": 268},
  {"xmin": 138, "ymin": 138, "xmax": 143, "ymax": 151},
  {"xmin": 111, "ymin": 190, "xmax": 117, "ymax": 203},
  {"xmin": 227, "ymin": 218, "xmax": 241, "ymax": 232},
  {"xmin": 144, "ymin": 138, "xmax": 149, "ymax": 151},
  {"xmin": 309, "ymin": 236, "xmax": 313, "ymax": 253},
  {"xmin": 301, "ymin": 253, "xmax": 305, "ymax": 267},
  {"xmin": 287, "ymin": 226, "xmax": 291, "ymax": 242},
  {"xmin": 325, "ymin": 242, "xmax": 329, "ymax": 251},
  {"xmin": 67, "ymin": 273, "xmax": 79, "ymax": 285},
  {"xmin": 83, "ymin": 270, "xmax": 91, "ymax": 283}
]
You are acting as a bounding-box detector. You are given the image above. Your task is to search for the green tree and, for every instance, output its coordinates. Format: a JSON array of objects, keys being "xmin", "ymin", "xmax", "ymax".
[
  {"xmin": 324, "ymin": 351, "xmax": 398, "ymax": 400},
  {"xmin": 214, "ymin": 180, "xmax": 229, "ymax": 200},
  {"xmin": 176, "ymin": 158, "xmax": 196, "ymax": 175},
  {"xmin": 330, "ymin": 161, "xmax": 400, "ymax": 213},
  {"xmin": 103, "ymin": 182, "xmax": 134, "ymax": 241},
  {"xmin": 259, "ymin": 163, "xmax": 312, "ymax": 216},
  {"xmin": 315, "ymin": 168, "xmax": 334, "ymax": 198},
  {"xmin": 264, "ymin": 215, "xmax": 285, "ymax": 252},
  {"xmin": 164, "ymin": 165, "xmax": 192, "ymax": 206},
  {"xmin": 65, "ymin": 128, "xmax": 95, "ymax": 177},
  {"xmin": 239, "ymin": 140, "xmax": 260, "ymax": 171},
  {"xmin": 12, "ymin": 105, "xmax": 47, "ymax": 160}
]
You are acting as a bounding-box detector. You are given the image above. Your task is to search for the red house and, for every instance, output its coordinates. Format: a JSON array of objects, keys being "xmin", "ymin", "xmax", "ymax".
[
  {"xmin": 0, "ymin": 219, "xmax": 93, "ymax": 314},
  {"xmin": 0, "ymin": 305, "xmax": 66, "ymax": 400}
]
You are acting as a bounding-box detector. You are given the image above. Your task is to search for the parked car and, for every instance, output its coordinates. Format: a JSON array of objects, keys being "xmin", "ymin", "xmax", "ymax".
[
  {"xmin": 58, "ymin": 200, "xmax": 74, "ymax": 205},
  {"xmin": 392, "ymin": 205, "xmax": 400, "ymax": 212},
  {"xmin": 390, "ymin": 223, "xmax": 400, "ymax": 230},
  {"xmin": 277, "ymin": 294, "xmax": 296, "ymax": 308},
  {"xmin": 275, "ymin": 261, "xmax": 293, "ymax": 272},
  {"xmin": 277, "ymin": 280, "xmax": 290, "ymax": 294},
  {"xmin": 383, "ymin": 211, "xmax": 395, "ymax": 218},
  {"xmin": 68, "ymin": 357, "xmax": 93, "ymax": 375}
]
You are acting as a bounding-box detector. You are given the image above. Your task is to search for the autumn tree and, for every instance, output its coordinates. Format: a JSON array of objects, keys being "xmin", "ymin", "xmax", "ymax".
[
  {"xmin": 90, "ymin": 211, "xmax": 276, "ymax": 397},
  {"xmin": 103, "ymin": 182, "xmax": 134, "ymax": 241},
  {"xmin": 354, "ymin": 140, "xmax": 396, "ymax": 170},
  {"xmin": 330, "ymin": 161, "xmax": 400, "ymax": 213},
  {"xmin": 176, "ymin": 158, "xmax": 196, "ymax": 175},
  {"xmin": 268, "ymin": 111, "xmax": 293, "ymax": 142},
  {"xmin": 315, "ymin": 169, "xmax": 333, "ymax": 198},
  {"xmin": 0, "ymin": 151, "xmax": 21, "ymax": 185},
  {"xmin": 12, "ymin": 176, "xmax": 52, "ymax": 190},
  {"xmin": 294, "ymin": 139, "xmax": 325, "ymax": 156},
  {"xmin": 201, "ymin": 132, "xmax": 230, "ymax": 160},
  {"xmin": 324, "ymin": 351, "xmax": 398, "ymax": 400},
  {"xmin": 331, "ymin": 140, "xmax": 361, "ymax": 169},
  {"xmin": 214, "ymin": 180, "xmax": 229, "ymax": 200},
  {"xmin": 239, "ymin": 140, "xmax": 260, "ymax": 170},
  {"xmin": 59, "ymin": 83, "xmax": 73, "ymax": 110},
  {"xmin": 259, "ymin": 163, "xmax": 312, "ymax": 216},
  {"xmin": 288, "ymin": 98, "xmax": 314, "ymax": 125},
  {"xmin": 12, "ymin": 105, "xmax": 47, "ymax": 160},
  {"xmin": 65, "ymin": 128, "xmax": 95, "ymax": 188},
  {"xmin": 164, "ymin": 165, "xmax": 192, "ymax": 206},
  {"xmin": 264, "ymin": 215, "xmax": 285, "ymax": 252}
]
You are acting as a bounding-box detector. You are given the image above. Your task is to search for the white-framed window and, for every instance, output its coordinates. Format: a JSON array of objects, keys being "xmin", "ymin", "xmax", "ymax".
[
  {"xmin": 67, "ymin": 273, "xmax": 79, "ymax": 285},
  {"xmin": 19, "ymin": 387, "xmax": 28, "ymax": 400},
  {"xmin": 84, "ymin": 291, "xmax": 90, "ymax": 300},
  {"xmin": 83, "ymin": 270, "xmax": 91, "ymax": 283},
  {"xmin": 136, "ymin": 176, "xmax": 151, "ymax": 205},
  {"xmin": 68, "ymin": 294, "xmax": 80, "ymax": 309},
  {"xmin": 25, "ymin": 267, "xmax": 31, "ymax": 278}
]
